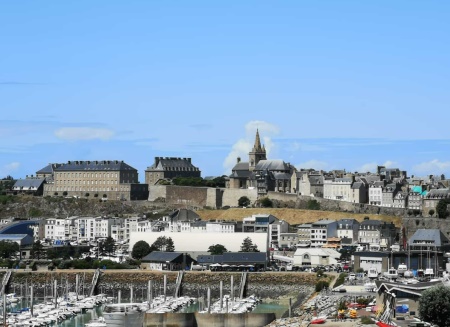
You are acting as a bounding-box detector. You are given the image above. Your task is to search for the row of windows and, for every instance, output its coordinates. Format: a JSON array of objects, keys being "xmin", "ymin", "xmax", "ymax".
[
  {"xmin": 58, "ymin": 172, "xmax": 120, "ymax": 178},
  {"xmin": 56, "ymin": 180, "xmax": 119, "ymax": 185},
  {"xmin": 55, "ymin": 187, "xmax": 118, "ymax": 191}
]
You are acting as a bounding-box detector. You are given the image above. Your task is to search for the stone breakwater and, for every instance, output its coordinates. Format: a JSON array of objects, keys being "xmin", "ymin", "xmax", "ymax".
[{"xmin": 7, "ymin": 270, "xmax": 320, "ymax": 302}]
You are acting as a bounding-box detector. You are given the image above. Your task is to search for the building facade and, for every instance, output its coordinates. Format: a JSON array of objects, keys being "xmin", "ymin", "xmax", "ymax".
[
  {"xmin": 145, "ymin": 157, "xmax": 201, "ymax": 185},
  {"xmin": 310, "ymin": 220, "xmax": 338, "ymax": 247},
  {"xmin": 42, "ymin": 160, "xmax": 148, "ymax": 201}
]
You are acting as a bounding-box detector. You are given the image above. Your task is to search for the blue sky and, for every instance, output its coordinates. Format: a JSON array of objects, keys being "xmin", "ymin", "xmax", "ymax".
[{"xmin": 1, "ymin": 1, "xmax": 450, "ymax": 181}]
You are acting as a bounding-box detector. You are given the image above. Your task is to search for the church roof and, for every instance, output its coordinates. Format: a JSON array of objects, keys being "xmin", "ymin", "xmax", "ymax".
[{"xmin": 254, "ymin": 159, "xmax": 290, "ymax": 171}]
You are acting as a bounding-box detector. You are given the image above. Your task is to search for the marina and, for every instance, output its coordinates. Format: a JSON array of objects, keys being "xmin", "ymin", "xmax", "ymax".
[{"xmin": 0, "ymin": 270, "xmax": 298, "ymax": 327}]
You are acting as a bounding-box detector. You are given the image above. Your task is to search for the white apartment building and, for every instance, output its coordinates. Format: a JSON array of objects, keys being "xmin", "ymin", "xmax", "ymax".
[
  {"xmin": 75, "ymin": 217, "xmax": 122, "ymax": 242},
  {"xmin": 323, "ymin": 178, "xmax": 354, "ymax": 201},
  {"xmin": 296, "ymin": 223, "xmax": 312, "ymax": 246},
  {"xmin": 336, "ymin": 219, "xmax": 359, "ymax": 242},
  {"xmin": 369, "ymin": 181, "xmax": 384, "ymax": 205},
  {"xmin": 310, "ymin": 220, "xmax": 338, "ymax": 247},
  {"xmin": 44, "ymin": 218, "xmax": 69, "ymax": 241}
]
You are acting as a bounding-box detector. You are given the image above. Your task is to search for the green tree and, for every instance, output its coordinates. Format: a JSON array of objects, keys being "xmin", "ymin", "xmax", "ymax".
[
  {"xmin": 238, "ymin": 196, "xmax": 251, "ymax": 207},
  {"xmin": 429, "ymin": 209, "xmax": 435, "ymax": 217},
  {"xmin": 99, "ymin": 236, "xmax": 116, "ymax": 256},
  {"xmin": 436, "ymin": 199, "xmax": 450, "ymax": 218},
  {"xmin": 0, "ymin": 241, "xmax": 19, "ymax": 259},
  {"xmin": 131, "ymin": 240, "xmax": 152, "ymax": 259},
  {"xmin": 418, "ymin": 284, "xmax": 450, "ymax": 327},
  {"xmin": 307, "ymin": 199, "xmax": 321, "ymax": 210},
  {"xmin": 152, "ymin": 236, "xmax": 175, "ymax": 252},
  {"xmin": 165, "ymin": 237, "xmax": 175, "ymax": 252},
  {"xmin": 239, "ymin": 237, "xmax": 259, "ymax": 252},
  {"xmin": 208, "ymin": 244, "xmax": 228, "ymax": 255},
  {"xmin": 260, "ymin": 197, "xmax": 273, "ymax": 208},
  {"xmin": 30, "ymin": 240, "xmax": 45, "ymax": 260}
]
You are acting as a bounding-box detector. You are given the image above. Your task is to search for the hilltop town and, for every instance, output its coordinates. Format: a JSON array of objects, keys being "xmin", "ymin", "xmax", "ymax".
[{"xmin": 0, "ymin": 129, "xmax": 448, "ymax": 270}]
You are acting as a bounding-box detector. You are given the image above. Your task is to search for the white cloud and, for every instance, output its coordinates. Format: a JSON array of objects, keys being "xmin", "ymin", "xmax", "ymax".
[
  {"xmin": 296, "ymin": 160, "xmax": 329, "ymax": 171},
  {"xmin": 54, "ymin": 127, "xmax": 114, "ymax": 141},
  {"xmin": 223, "ymin": 121, "xmax": 279, "ymax": 173},
  {"xmin": 413, "ymin": 159, "xmax": 450, "ymax": 175},
  {"xmin": 356, "ymin": 160, "xmax": 396, "ymax": 173},
  {"xmin": 0, "ymin": 162, "xmax": 20, "ymax": 178}
]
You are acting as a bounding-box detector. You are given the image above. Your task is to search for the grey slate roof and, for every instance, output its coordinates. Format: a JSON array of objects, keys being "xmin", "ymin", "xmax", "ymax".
[
  {"xmin": 424, "ymin": 188, "xmax": 450, "ymax": 199},
  {"xmin": 351, "ymin": 182, "xmax": 364, "ymax": 189},
  {"xmin": 222, "ymin": 252, "xmax": 267, "ymax": 263},
  {"xmin": 147, "ymin": 157, "xmax": 199, "ymax": 171},
  {"xmin": 55, "ymin": 160, "xmax": 136, "ymax": 171},
  {"xmin": 309, "ymin": 175, "xmax": 323, "ymax": 185},
  {"xmin": 254, "ymin": 160, "xmax": 290, "ymax": 171},
  {"xmin": 360, "ymin": 219, "xmax": 382, "ymax": 227},
  {"xmin": 230, "ymin": 170, "xmax": 252, "ymax": 178},
  {"xmin": 36, "ymin": 163, "xmax": 62, "ymax": 174},
  {"xmin": 13, "ymin": 179, "xmax": 45, "ymax": 190},
  {"xmin": 232, "ymin": 162, "xmax": 250, "ymax": 171},
  {"xmin": 408, "ymin": 229, "xmax": 449, "ymax": 247},
  {"xmin": 196, "ymin": 255, "xmax": 223, "ymax": 264},
  {"xmin": 141, "ymin": 251, "xmax": 184, "ymax": 262},
  {"xmin": 196, "ymin": 252, "xmax": 267, "ymax": 264},
  {"xmin": 169, "ymin": 209, "xmax": 200, "ymax": 222}
]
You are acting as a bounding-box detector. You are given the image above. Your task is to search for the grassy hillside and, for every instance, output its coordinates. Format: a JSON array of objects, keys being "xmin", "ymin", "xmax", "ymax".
[{"xmin": 196, "ymin": 208, "xmax": 401, "ymax": 226}]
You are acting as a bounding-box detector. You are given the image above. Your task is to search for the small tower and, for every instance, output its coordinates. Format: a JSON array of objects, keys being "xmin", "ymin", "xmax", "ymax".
[{"xmin": 249, "ymin": 129, "xmax": 267, "ymax": 171}]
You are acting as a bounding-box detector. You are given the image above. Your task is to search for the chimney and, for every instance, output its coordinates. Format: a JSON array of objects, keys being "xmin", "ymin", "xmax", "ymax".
[{"xmin": 237, "ymin": 157, "xmax": 241, "ymax": 163}]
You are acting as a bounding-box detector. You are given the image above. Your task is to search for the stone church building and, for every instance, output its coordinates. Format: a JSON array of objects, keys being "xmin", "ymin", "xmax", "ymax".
[{"xmin": 226, "ymin": 130, "xmax": 295, "ymax": 195}]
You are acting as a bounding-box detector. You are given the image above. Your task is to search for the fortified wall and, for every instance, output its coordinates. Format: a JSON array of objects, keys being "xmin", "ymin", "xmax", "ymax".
[
  {"xmin": 148, "ymin": 186, "xmax": 257, "ymax": 209},
  {"xmin": 149, "ymin": 185, "xmax": 406, "ymax": 218}
]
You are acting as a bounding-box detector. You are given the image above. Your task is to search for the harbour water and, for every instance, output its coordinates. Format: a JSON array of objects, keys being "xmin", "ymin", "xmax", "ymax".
[{"xmin": 7, "ymin": 296, "xmax": 289, "ymax": 326}]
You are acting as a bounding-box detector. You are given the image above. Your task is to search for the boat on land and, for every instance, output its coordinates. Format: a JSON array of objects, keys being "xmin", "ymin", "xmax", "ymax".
[
  {"xmin": 310, "ymin": 316, "xmax": 327, "ymax": 324},
  {"xmin": 368, "ymin": 267, "xmax": 379, "ymax": 279}
]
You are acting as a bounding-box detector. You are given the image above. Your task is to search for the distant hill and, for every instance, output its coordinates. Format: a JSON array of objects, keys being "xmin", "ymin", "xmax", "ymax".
[{"xmin": 196, "ymin": 208, "xmax": 401, "ymax": 226}]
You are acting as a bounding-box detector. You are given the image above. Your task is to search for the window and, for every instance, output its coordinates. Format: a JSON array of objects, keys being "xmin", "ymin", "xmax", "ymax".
[{"xmin": 303, "ymin": 254, "xmax": 310, "ymax": 259}]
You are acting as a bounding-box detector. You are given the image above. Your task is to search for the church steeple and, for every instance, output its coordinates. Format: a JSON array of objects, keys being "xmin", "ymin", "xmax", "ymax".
[
  {"xmin": 249, "ymin": 128, "xmax": 267, "ymax": 171},
  {"xmin": 253, "ymin": 128, "xmax": 263, "ymax": 152}
]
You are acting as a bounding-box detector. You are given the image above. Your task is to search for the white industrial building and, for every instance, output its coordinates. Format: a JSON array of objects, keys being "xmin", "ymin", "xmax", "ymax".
[
  {"xmin": 293, "ymin": 248, "xmax": 341, "ymax": 267},
  {"xmin": 129, "ymin": 232, "xmax": 268, "ymax": 254}
]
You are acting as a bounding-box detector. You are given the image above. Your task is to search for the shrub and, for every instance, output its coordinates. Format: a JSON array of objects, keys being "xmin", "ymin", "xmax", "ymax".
[
  {"xmin": 94, "ymin": 194, "xmax": 98, "ymax": 198},
  {"xmin": 360, "ymin": 316, "xmax": 375, "ymax": 325},
  {"xmin": 307, "ymin": 199, "xmax": 321, "ymax": 210},
  {"xmin": 429, "ymin": 209, "xmax": 435, "ymax": 217},
  {"xmin": 85, "ymin": 193, "xmax": 90, "ymax": 197},
  {"xmin": 315, "ymin": 280, "xmax": 329, "ymax": 292},
  {"xmin": 260, "ymin": 197, "xmax": 273, "ymax": 208},
  {"xmin": 63, "ymin": 191, "xmax": 68, "ymax": 196},
  {"xmin": 333, "ymin": 273, "xmax": 348, "ymax": 288}
]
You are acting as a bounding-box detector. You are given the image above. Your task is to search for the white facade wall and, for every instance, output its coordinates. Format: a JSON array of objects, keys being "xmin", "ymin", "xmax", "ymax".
[
  {"xmin": 369, "ymin": 186, "xmax": 383, "ymax": 205},
  {"xmin": 44, "ymin": 218, "xmax": 67, "ymax": 241},
  {"xmin": 323, "ymin": 180, "xmax": 353, "ymax": 201},
  {"xmin": 75, "ymin": 217, "xmax": 112, "ymax": 241},
  {"xmin": 205, "ymin": 223, "xmax": 235, "ymax": 233},
  {"xmin": 129, "ymin": 232, "xmax": 268, "ymax": 253}
]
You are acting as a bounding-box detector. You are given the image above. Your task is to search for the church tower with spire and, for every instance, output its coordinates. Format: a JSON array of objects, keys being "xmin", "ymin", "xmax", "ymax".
[{"xmin": 249, "ymin": 129, "xmax": 267, "ymax": 171}]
